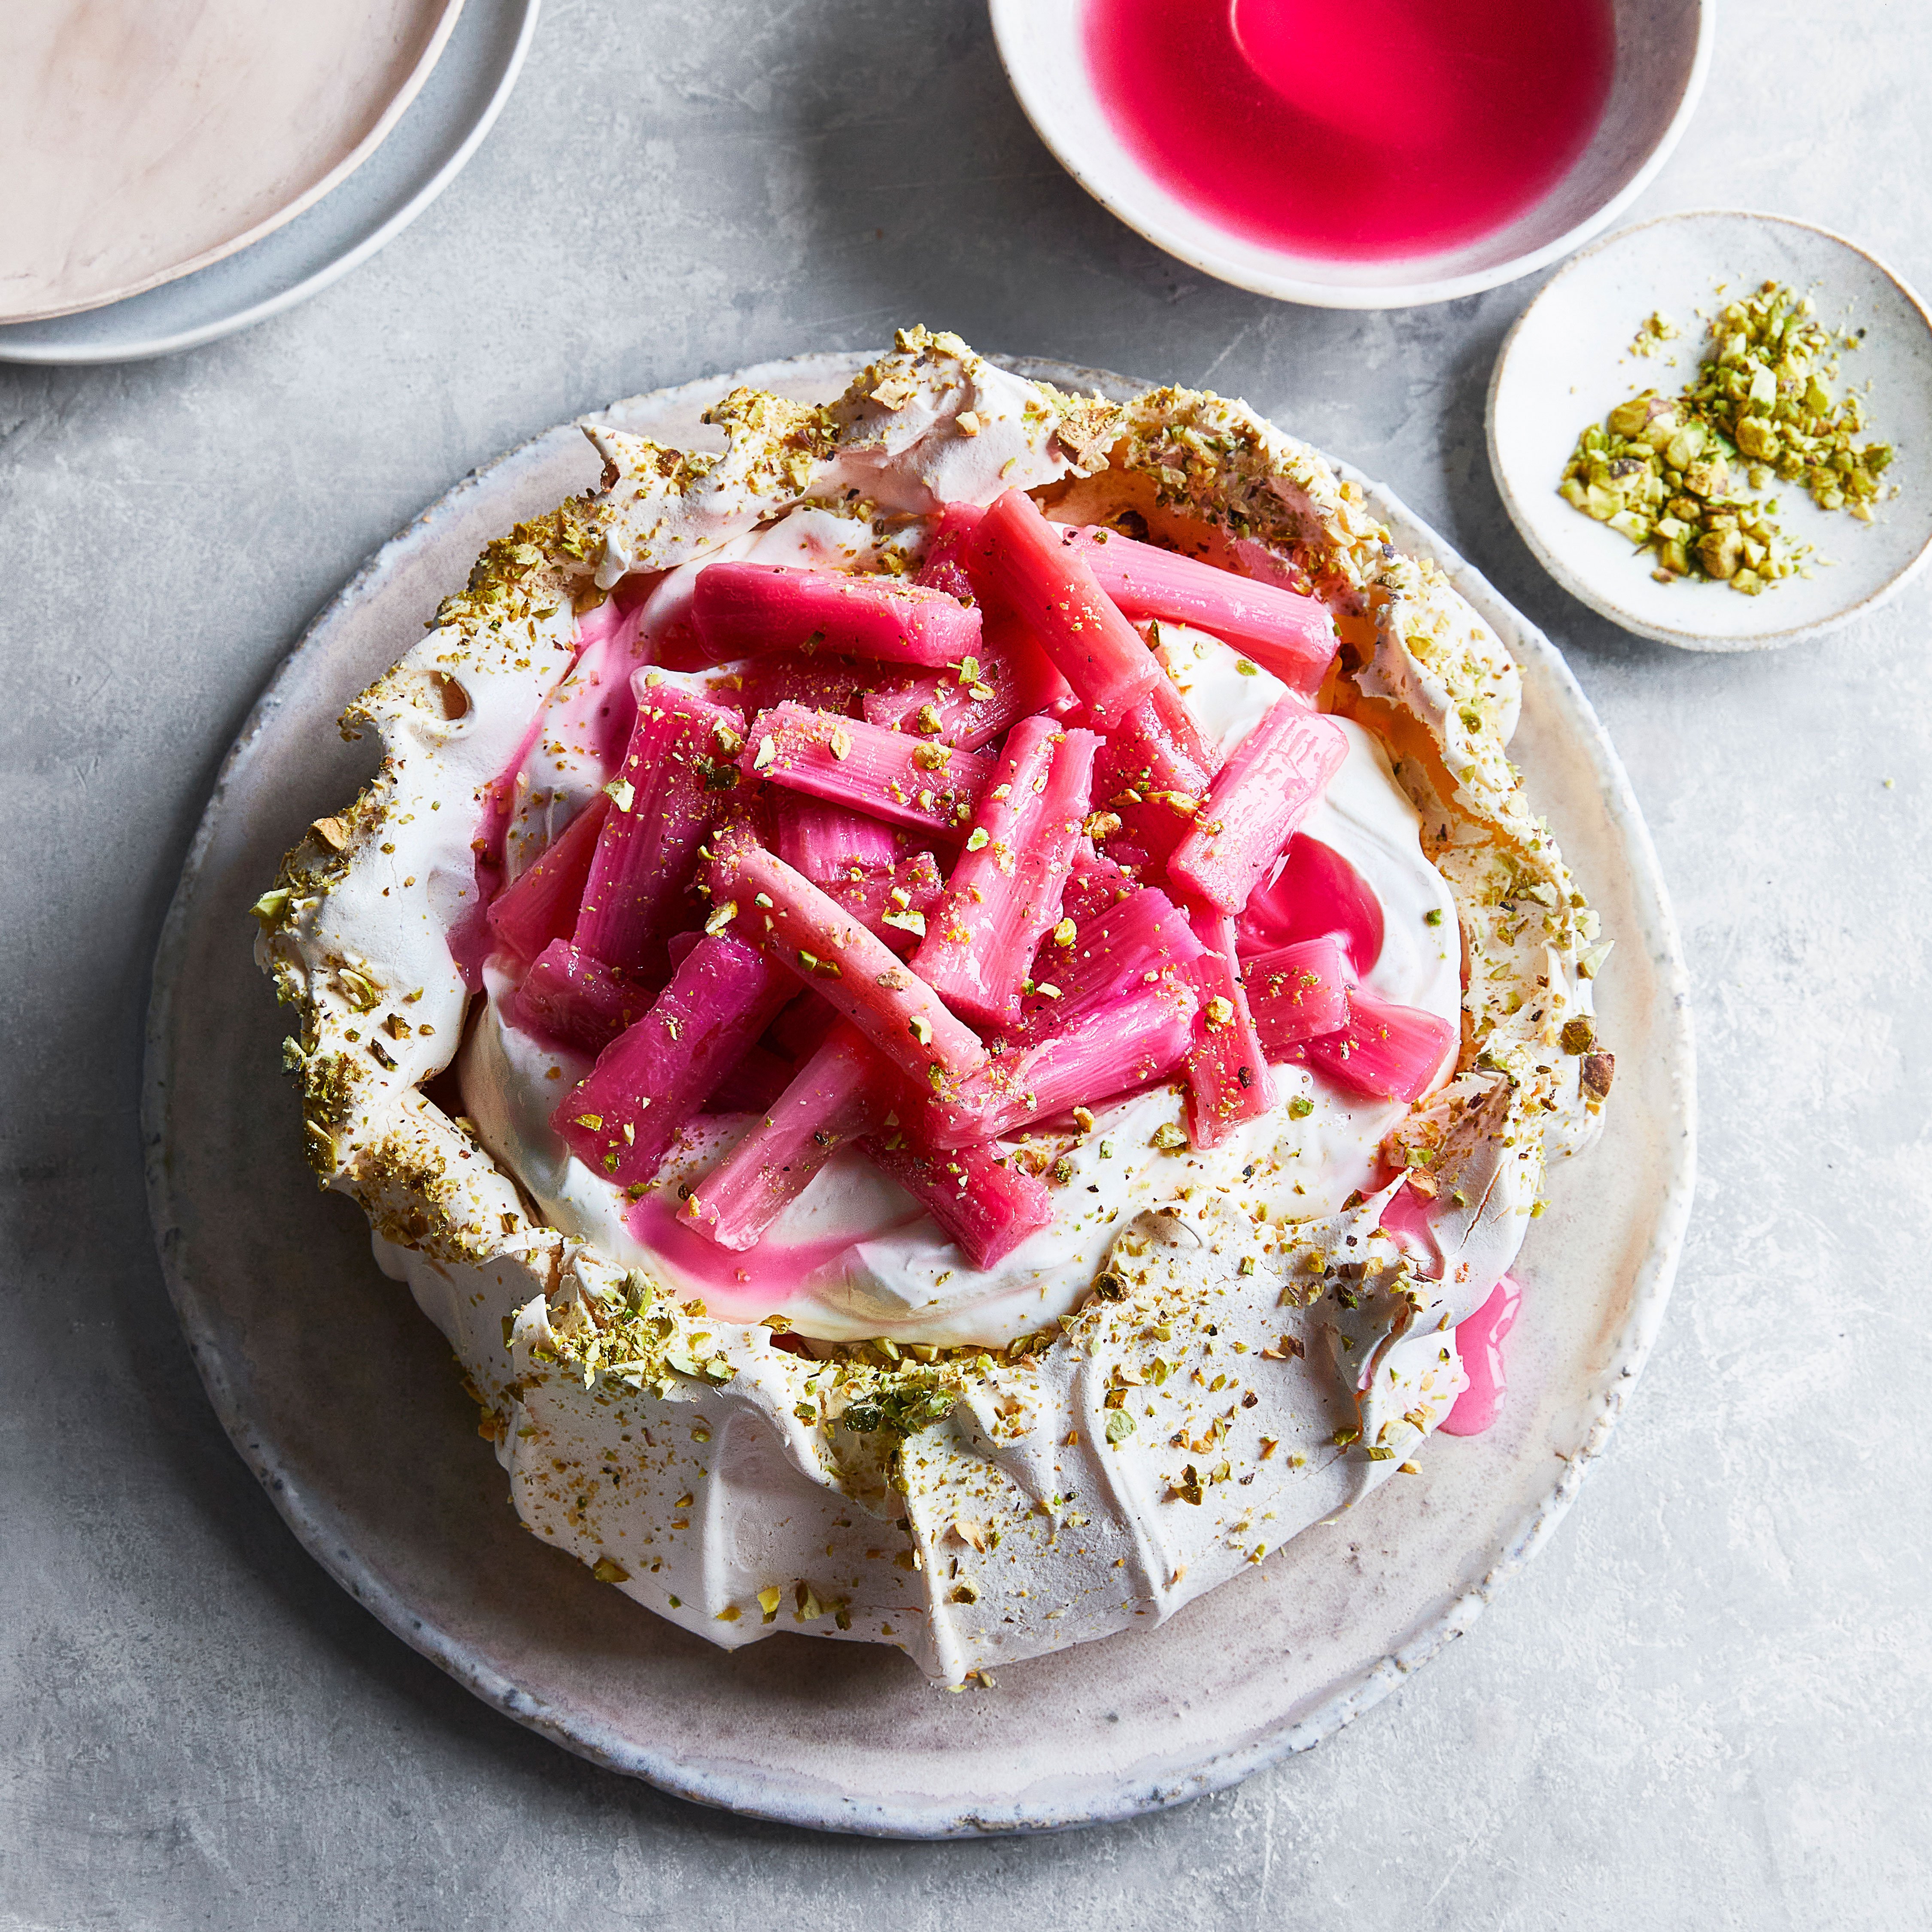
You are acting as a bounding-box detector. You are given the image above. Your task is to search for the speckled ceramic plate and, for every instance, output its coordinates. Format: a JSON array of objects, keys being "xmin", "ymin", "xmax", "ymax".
[
  {"xmin": 143, "ymin": 352, "xmax": 1695, "ymax": 1837},
  {"xmin": 1488, "ymin": 210, "xmax": 1932, "ymax": 650}
]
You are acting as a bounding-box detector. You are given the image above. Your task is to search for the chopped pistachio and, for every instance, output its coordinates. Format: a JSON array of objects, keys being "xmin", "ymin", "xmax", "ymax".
[{"xmin": 1557, "ymin": 280, "xmax": 1896, "ymax": 594}]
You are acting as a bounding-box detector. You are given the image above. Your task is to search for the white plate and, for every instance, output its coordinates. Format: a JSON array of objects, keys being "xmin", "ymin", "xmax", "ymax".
[
  {"xmin": 0, "ymin": 0, "xmax": 538, "ymax": 366},
  {"xmin": 143, "ymin": 353, "xmax": 1695, "ymax": 1836},
  {"xmin": 988, "ymin": 0, "xmax": 1710, "ymax": 310},
  {"xmin": 1488, "ymin": 210, "xmax": 1932, "ymax": 651}
]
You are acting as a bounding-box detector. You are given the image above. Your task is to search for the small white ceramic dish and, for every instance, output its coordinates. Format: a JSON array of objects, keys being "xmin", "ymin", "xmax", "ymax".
[
  {"xmin": 988, "ymin": 0, "xmax": 1711, "ymax": 310},
  {"xmin": 0, "ymin": 0, "xmax": 538, "ymax": 367},
  {"xmin": 143, "ymin": 352, "xmax": 1693, "ymax": 1835},
  {"xmin": 1489, "ymin": 210, "xmax": 1932, "ymax": 651}
]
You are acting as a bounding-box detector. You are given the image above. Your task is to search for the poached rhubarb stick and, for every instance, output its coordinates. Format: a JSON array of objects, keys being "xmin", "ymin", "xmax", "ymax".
[
  {"xmin": 691, "ymin": 563, "xmax": 981, "ymax": 668},
  {"xmin": 1302, "ymin": 993, "xmax": 1456, "ymax": 1103},
  {"xmin": 914, "ymin": 500, "xmax": 994, "ymax": 605},
  {"xmin": 741, "ymin": 702, "xmax": 991, "ymax": 838},
  {"xmin": 825, "ymin": 851, "xmax": 945, "ymax": 954},
  {"xmin": 1018, "ymin": 884, "xmax": 1204, "ymax": 1033},
  {"xmin": 1066, "ymin": 525, "xmax": 1340, "ymax": 691},
  {"xmin": 1167, "ymin": 699, "xmax": 1348, "ymax": 914},
  {"xmin": 927, "ymin": 978, "xmax": 1199, "ymax": 1146},
  {"xmin": 1061, "ymin": 839, "xmax": 1136, "ymax": 922},
  {"xmin": 975, "ymin": 489, "xmax": 1160, "ymax": 728},
  {"xmin": 510, "ymin": 939, "xmax": 651, "ymax": 1057},
  {"xmin": 1093, "ymin": 679, "xmax": 1220, "ymax": 870},
  {"xmin": 859, "ymin": 1130, "xmax": 1051, "ymax": 1268},
  {"xmin": 574, "ymin": 688, "xmax": 745, "ymax": 972},
  {"xmin": 726, "ymin": 651, "xmax": 884, "ymax": 721},
  {"xmin": 1243, "ymin": 936, "xmax": 1351, "ymax": 1057},
  {"xmin": 773, "ymin": 791, "xmax": 901, "ymax": 882},
  {"xmin": 552, "ymin": 933, "xmax": 794, "ymax": 1189},
  {"xmin": 486, "ymin": 796, "xmax": 609, "ymax": 962},
  {"xmin": 682, "ymin": 1023, "xmax": 893, "ymax": 1252},
  {"xmin": 911, "ymin": 717, "xmax": 1100, "ymax": 1027},
  {"xmin": 1181, "ymin": 906, "xmax": 1276, "ymax": 1148},
  {"xmin": 707, "ymin": 836, "xmax": 988, "ymax": 1101},
  {"xmin": 860, "ymin": 616, "xmax": 1070, "ymax": 749}
]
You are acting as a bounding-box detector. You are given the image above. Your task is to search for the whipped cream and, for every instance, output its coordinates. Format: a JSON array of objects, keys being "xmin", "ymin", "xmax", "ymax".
[{"xmin": 460, "ymin": 611, "xmax": 1458, "ymax": 1345}]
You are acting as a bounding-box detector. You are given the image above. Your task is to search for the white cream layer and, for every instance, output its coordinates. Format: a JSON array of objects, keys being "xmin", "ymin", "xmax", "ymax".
[{"xmin": 460, "ymin": 623, "xmax": 1458, "ymax": 1346}]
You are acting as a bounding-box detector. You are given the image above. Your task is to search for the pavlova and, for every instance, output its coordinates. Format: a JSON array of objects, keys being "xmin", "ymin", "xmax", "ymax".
[{"xmin": 253, "ymin": 329, "xmax": 1613, "ymax": 1686}]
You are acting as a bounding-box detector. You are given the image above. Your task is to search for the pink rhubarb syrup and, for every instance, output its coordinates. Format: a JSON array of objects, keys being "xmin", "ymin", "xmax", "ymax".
[
  {"xmin": 1082, "ymin": 0, "xmax": 1616, "ymax": 261},
  {"xmin": 1442, "ymin": 1275, "xmax": 1522, "ymax": 1435}
]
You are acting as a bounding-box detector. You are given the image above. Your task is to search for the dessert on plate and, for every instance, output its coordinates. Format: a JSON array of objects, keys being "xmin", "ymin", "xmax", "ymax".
[{"xmin": 253, "ymin": 329, "xmax": 1613, "ymax": 1686}]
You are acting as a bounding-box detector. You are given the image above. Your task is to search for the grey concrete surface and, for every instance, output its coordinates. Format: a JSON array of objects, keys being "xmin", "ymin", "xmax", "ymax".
[{"xmin": 4, "ymin": 1, "xmax": 1929, "ymax": 1924}]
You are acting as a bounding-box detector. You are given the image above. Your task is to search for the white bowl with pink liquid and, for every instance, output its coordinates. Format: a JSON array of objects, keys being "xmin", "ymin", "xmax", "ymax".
[{"xmin": 990, "ymin": 0, "xmax": 1713, "ymax": 310}]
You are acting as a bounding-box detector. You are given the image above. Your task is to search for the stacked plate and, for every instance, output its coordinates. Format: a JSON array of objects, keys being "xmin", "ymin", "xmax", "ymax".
[{"xmin": 0, "ymin": 0, "xmax": 540, "ymax": 365}]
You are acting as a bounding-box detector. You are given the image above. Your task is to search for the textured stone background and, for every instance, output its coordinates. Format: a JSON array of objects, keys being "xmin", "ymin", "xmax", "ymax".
[{"xmin": 4, "ymin": 2, "xmax": 1929, "ymax": 1924}]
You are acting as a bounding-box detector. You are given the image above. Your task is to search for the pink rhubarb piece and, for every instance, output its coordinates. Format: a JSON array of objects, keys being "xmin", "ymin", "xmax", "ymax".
[
  {"xmin": 486, "ymin": 796, "xmax": 609, "ymax": 963},
  {"xmin": 915, "ymin": 500, "xmax": 996, "ymax": 606},
  {"xmin": 1242, "ymin": 936, "xmax": 1351, "ymax": 1057},
  {"xmin": 741, "ymin": 702, "xmax": 991, "ymax": 839},
  {"xmin": 707, "ymin": 835, "xmax": 988, "ymax": 1102},
  {"xmin": 1181, "ymin": 905, "xmax": 1275, "ymax": 1147},
  {"xmin": 1066, "ymin": 525, "xmax": 1339, "ymax": 691},
  {"xmin": 860, "ymin": 1130, "xmax": 1052, "ymax": 1269},
  {"xmin": 573, "ymin": 687, "xmax": 745, "ymax": 973},
  {"xmin": 773, "ymin": 791, "xmax": 902, "ymax": 882},
  {"xmin": 552, "ymin": 933, "xmax": 795, "ymax": 1190},
  {"xmin": 930, "ymin": 977, "xmax": 1199, "ymax": 1145},
  {"xmin": 860, "ymin": 614, "xmax": 1070, "ymax": 750},
  {"xmin": 1018, "ymin": 883, "xmax": 1204, "ymax": 1033},
  {"xmin": 912, "ymin": 717, "xmax": 1100, "ymax": 1027},
  {"xmin": 975, "ymin": 489, "xmax": 1160, "ymax": 729},
  {"xmin": 1302, "ymin": 990, "xmax": 1456, "ymax": 1103},
  {"xmin": 509, "ymin": 938, "xmax": 652, "ymax": 1058},
  {"xmin": 683, "ymin": 1023, "xmax": 894, "ymax": 1252},
  {"xmin": 692, "ymin": 562, "xmax": 982, "ymax": 668},
  {"xmin": 1093, "ymin": 678, "xmax": 1220, "ymax": 870},
  {"xmin": 825, "ymin": 851, "xmax": 946, "ymax": 957},
  {"xmin": 725, "ymin": 651, "xmax": 886, "ymax": 722},
  {"xmin": 1168, "ymin": 698, "xmax": 1347, "ymax": 914}
]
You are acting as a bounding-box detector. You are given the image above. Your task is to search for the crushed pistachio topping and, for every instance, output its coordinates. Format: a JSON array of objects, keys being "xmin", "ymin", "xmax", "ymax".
[
  {"xmin": 1627, "ymin": 311, "xmax": 1680, "ymax": 360},
  {"xmin": 1558, "ymin": 281, "xmax": 1896, "ymax": 592}
]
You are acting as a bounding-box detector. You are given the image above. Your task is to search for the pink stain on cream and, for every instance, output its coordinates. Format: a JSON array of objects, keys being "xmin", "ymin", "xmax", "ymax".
[
  {"xmin": 1440, "ymin": 1276, "xmax": 1523, "ymax": 1436},
  {"xmin": 1379, "ymin": 1182, "xmax": 1520, "ymax": 1433},
  {"xmin": 624, "ymin": 1193, "xmax": 916, "ymax": 1312}
]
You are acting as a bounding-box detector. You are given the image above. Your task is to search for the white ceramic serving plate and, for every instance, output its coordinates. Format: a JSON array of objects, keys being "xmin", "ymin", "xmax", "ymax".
[
  {"xmin": 0, "ymin": 0, "xmax": 539, "ymax": 366},
  {"xmin": 988, "ymin": 0, "xmax": 1711, "ymax": 310},
  {"xmin": 1489, "ymin": 210, "xmax": 1932, "ymax": 651},
  {"xmin": 144, "ymin": 353, "xmax": 1695, "ymax": 1837}
]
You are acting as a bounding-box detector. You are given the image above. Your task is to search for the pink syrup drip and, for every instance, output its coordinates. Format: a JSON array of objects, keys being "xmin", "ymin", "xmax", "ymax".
[
  {"xmin": 1240, "ymin": 834, "xmax": 1384, "ymax": 976},
  {"xmin": 624, "ymin": 1189, "xmax": 915, "ymax": 1315},
  {"xmin": 1440, "ymin": 1275, "xmax": 1522, "ymax": 1436},
  {"xmin": 1377, "ymin": 1176, "xmax": 1442, "ymax": 1280},
  {"xmin": 1083, "ymin": 0, "xmax": 1616, "ymax": 264}
]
